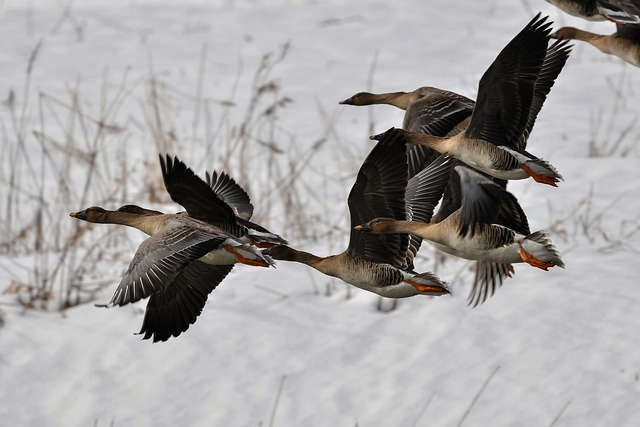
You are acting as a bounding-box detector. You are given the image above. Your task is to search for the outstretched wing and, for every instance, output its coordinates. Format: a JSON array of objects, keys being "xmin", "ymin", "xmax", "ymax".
[
  {"xmin": 206, "ymin": 170, "xmax": 254, "ymax": 220},
  {"xmin": 467, "ymin": 261, "xmax": 514, "ymax": 307},
  {"xmin": 405, "ymin": 88, "xmax": 475, "ymax": 178},
  {"xmin": 516, "ymin": 39, "xmax": 572, "ymax": 150},
  {"xmin": 404, "ymin": 155, "xmax": 454, "ymax": 260},
  {"xmin": 455, "ymin": 165, "xmax": 508, "ymax": 237},
  {"xmin": 346, "ymin": 128, "xmax": 411, "ymax": 269},
  {"xmin": 104, "ymin": 221, "xmax": 228, "ymax": 307},
  {"xmin": 466, "ymin": 14, "xmax": 552, "ymax": 149},
  {"xmin": 160, "ymin": 155, "xmax": 244, "ymax": 236},
  {"xmin": 137, "ymin": 262, "xmax": 233, "ymax": 342},
  {"xmin": 160, "ymin": 155, "xmax": 237, "ymax": 222}
]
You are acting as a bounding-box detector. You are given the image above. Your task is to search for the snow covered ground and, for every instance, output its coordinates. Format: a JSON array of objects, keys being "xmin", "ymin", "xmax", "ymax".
[{"xmin": 1, "ymin": 1, "xmax": 639, "ymax": 426}]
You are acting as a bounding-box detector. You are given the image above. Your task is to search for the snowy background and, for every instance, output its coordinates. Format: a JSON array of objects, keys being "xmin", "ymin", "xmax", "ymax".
[{"xmin": 1, "ymin": 1, "xmax": 639, "ymax": 426}]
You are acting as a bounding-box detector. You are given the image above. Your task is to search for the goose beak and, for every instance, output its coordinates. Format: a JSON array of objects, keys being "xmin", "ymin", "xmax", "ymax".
[
  {"xmin": 369, "ymin": 132, "xmax": 384, "ymax": 141},
  {"xmin": 70, "ymin": 210, "xmax": 86, "ymax": 220},
  {"xmin": 354, "ymin": 222, "xmax": 371, "ymax": 232},
  {"xmin": 338, "ymin": 96, "xmax": 353, "ymax": 105}
]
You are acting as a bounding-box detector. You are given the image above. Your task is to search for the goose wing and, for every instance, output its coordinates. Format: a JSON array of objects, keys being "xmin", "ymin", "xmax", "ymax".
[
  {"xmin": 406, "ymin": 155, "xmax": 454, "ymax": 224},
  {"xmin": 602, "ymin": 1, "xmax": 640, "ymax": 22},
  {"xmin": 466, "ymin": 14, "xmax": 552, "ymax": 149},
  {"xmin": 104, "ymin": 220, "xmax": 229, "ymax": 307},
  {"xmin": 468, "ymin": 261, "xmax": 514, "ymax": 307},
  {"xmin": 433, "ymin": 166, "xmax": 462, "ymax": 224},
  {"xmin": 346, "ymin": 128, "xmax": 411, "ymax": 269},
  {"xmin": 495, "ymin": 191, "xmax": 531, "ymax": 235},
  {"xmin": 455, "ymin": 165, "xmax": 509, "ymax": 237},
  {"xmin": 407, "ymin": 145, "xmax": 442, "ymax": 180},
  {"xmin": 404, "ymin": 155, "xmax": 454, "ymax": 259},
  {"xmin": 205, "ymin": 168, "xmax": 286, "ymax": 245},
  {"xmin": 160, "ymin": 155, "xmax": 239, "ymax": 228},
  {"xmin": 205, "ymin": 170, "xmax": 254, "ymax": 220},
  {"xmin": 517, "ymin": 39, "xmax": 572, "ymax": 150},
  {"xmin": 137, "ymin": 262, "xmax": 233, "ymax": 342},
  {"xmin": 404, "ymin": 89, "xmax": 474, "ymax": 137}
]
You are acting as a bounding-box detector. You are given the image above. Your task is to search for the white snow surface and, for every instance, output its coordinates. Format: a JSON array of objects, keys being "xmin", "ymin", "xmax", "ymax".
[{"xmin": 1, "ymin": 1, "xmax": 639, "ymax": 426}]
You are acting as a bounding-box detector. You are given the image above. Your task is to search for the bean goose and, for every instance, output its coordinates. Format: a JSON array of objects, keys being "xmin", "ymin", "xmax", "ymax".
[
  {"xmin": 356, "ymin": 165, "xmax": 564, "ymax": 306},
  {"xmin": 70, "ymin": 155, "xmax": 283, "ymax": 342},
  {"xmin": 340, "ymin": 29, "xmax": 569, "ymax": 304},
  {"xmin": 370, "ymin": 14, "xmax": 572, "ymax": 186},
  {"xmin": 340, "ymin": 34, "xmax": 571, "ymax": 161},
  {"xmin": 340, "ymin": 87, "xmax": 475, "ymax": 177},
  {"xmin": 266, "ymin": 128, "xmax": 452, "ymax": 299},
  {"xmin": 340, "ymin": 87, "xmax": 475, "ymax": 136}
]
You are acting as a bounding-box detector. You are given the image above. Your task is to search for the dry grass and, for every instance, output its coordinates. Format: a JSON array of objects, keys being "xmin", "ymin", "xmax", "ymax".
[
  {"xmin": 543, "ymin": 88, "xmax": 640, "ymax": 255},
  {"xmin": 545, "ymin": 181, "xmax": 640, "ymax": 256},
  {"xmin": 0, "ymin": 34, "xmax": 331, "ymax": 311},
  {"xmin": 1, "ymin": 6, "xmax": 638, "ymax": 322},
  {"xmin": 0, "ymin": 38, "xmax": 139, "ymax": 309}
]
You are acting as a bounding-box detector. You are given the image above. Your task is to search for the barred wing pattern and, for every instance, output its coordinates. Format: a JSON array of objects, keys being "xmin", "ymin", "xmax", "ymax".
[
  {"xmin": 106, "ymin": 223, "xmax": 227, "ymax": 307},
  {"xmin": 205, "ymin": 170, "xmax": 254, "ymax": 220},
  {"xmin": 138, "ymin": 262, "xmax": 234, "ymax": 342}
]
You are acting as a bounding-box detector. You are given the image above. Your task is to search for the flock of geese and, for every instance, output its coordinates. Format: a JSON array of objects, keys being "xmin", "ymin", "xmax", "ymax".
[{"xmin": 70, "ymin": 3, "xmax": 640, "ymax": 342}]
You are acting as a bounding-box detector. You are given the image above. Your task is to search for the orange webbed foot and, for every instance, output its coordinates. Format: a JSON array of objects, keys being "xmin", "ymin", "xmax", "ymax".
[
  {"xmin": 519, "ymin": 245, "xmax": 555, "ymax": 271},
  {"xmin": 405, "ymin": 279, "xmax": 449, "ymax": 295},
  {"xmin": 224, "ymin": 244, "xmax": 270, "ymax": 267},
  {"xmin": 522, "ymin": 165, "xmax": 559, "ymax": 187}
]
